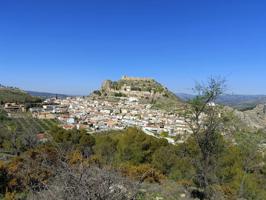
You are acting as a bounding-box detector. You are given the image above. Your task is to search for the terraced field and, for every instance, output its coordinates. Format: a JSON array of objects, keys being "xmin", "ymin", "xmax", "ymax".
[
  {"xmin": 0, "ymin": 110, "xmax": 58, "ymax": 136},
  {"xmin": 0, "ymin": 110, "xmax": 58, "ymax": 158},
  {"xmin": 12, "ymin": 117, "xmax": 58, "ymax": 134}
]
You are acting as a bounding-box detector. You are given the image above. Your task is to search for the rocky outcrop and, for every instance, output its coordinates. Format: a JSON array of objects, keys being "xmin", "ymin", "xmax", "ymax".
[
  {"xmin": 91, "ymin": 76, "xmax": 183, "ymax": 111},
  {"xmin": 234, "ymin": 104, "xmax": 266, "ymax": 130},
  {"xmin": 101, "ymin": 80, "xmax": 113, "ymax": 92},
  {"xmin": 96, "ymin": 76, "xmax": 174, "ymax": 99}
]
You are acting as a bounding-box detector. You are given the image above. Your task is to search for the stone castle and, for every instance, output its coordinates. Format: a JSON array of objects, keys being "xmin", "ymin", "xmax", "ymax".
[
  {"xmin": 121, "ymin": 75, "xmax": 153, "ymax": 81},
  {"xmin": 97, "ymin": 75, "xmax": 173, "ymax": 101}
]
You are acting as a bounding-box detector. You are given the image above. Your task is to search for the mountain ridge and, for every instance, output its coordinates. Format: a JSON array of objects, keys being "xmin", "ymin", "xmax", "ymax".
[
  {"xmin": 26, "ymin": 90, "xmax": 70, "ymax": 99},
  {"xmin": 176, "ymin": 93, "xmax": 266, "ymax": 111}
]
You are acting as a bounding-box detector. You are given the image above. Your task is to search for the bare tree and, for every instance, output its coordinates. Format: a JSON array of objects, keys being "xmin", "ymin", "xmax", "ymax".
[{"xmin": 182, "ymin": 78, "xmax": 226, "ymax": 199}]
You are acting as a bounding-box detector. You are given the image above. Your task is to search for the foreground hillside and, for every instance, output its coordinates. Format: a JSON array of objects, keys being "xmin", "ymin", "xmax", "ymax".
[{"xmin": 1, "ymin": 127, "xmax": 266, "ymax": 200}]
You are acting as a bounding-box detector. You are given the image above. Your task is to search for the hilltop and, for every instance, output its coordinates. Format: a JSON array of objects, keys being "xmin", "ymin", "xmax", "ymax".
[
  {"xmin": 0, "ymin": 84, "xmax": 41, "ymax": 104},
  {"xmin": 92, "ymin": 76, "xmax": 183, "ymax": 111}
]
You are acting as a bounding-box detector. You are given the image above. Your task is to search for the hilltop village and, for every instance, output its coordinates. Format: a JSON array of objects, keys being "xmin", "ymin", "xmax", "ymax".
[{"xmin": 29, "ymin": 76, "xmax": 191, "ymax": 143}]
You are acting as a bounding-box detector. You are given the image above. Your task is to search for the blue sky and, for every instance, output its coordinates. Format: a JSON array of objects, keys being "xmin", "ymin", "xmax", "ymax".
[{"xmin": 0, "ymin": 0, "xmax": 265, "ymax": 95}]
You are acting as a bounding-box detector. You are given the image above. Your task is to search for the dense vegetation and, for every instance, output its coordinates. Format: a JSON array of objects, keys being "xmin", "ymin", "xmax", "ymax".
[{"xmin": 1, "ymin": 125, "xmax": 265, "ymax": 200}]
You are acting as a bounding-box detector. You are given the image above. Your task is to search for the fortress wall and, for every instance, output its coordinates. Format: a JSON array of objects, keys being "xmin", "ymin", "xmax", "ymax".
[{"xmin": 121, "ymin": 76, "xmax": 153, "ymax": 81}]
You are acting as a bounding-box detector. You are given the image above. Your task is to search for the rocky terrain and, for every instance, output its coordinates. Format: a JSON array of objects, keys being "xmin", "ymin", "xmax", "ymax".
[
  {"xmin": 177, "ymin": 92, "xmax": 266, "ymax": 130},
  {"xmin": 233, "ymin": 104, "xmax": 266, "ymax": 130}
]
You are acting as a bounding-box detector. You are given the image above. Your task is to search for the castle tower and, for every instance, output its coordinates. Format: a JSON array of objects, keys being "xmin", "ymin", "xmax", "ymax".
[{"xmin": 122, "ymin": 75, "xmax": 128, "ymax": 80}]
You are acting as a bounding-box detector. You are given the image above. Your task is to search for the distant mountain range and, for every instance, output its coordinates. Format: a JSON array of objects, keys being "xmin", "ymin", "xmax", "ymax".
[
  {"xmin": 26, "ymin": 91, "xmax": 70, "ymax": 99},
  {"xmin": 176, "ymin": 93, "xmax": 266, "ymax": 110}
]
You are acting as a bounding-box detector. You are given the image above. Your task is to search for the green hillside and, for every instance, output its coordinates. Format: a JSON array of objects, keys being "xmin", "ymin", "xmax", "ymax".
[{"xmin": 0, "ymin": 88, "xmax": 41, "ymax": 104}]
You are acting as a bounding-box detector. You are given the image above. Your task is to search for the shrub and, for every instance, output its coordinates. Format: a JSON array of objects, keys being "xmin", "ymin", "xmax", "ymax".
[{"xmin": 119, "ymin": 163, "xmax": 164, "ymax": 183}]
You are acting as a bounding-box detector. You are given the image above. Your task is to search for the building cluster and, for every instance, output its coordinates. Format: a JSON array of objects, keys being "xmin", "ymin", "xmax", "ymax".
[
  {"xmin": 4, "ymin": 103, "xmax": 26, "ymax": 113},
  {"xmin": 30, "ymin": 96, "xmax": 192, "ymax": 143}
]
